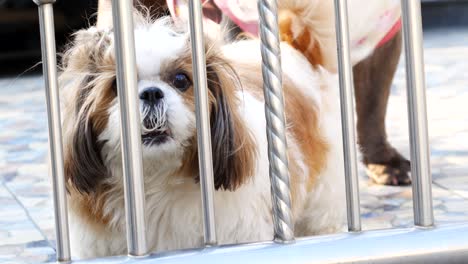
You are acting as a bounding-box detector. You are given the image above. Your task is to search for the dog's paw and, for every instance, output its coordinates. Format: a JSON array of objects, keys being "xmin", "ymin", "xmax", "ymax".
[{"xmin": 365, "ymin": 154, "xmax": 411, "ymax": 186}]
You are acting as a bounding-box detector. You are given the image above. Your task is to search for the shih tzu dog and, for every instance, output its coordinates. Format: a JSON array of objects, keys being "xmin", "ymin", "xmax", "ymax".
[{"xmin": 60, "ymin": 0, "xmax": 346, "ymax": 259}]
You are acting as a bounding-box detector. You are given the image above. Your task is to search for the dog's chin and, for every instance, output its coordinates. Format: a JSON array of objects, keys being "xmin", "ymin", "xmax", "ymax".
[
  {"xmin": 141, "ymin": 130, "xmax": 172, "ymax": 146},
  {"xmin": 140, "ymin": 128, "xmax": 183, "ymax": 160}
]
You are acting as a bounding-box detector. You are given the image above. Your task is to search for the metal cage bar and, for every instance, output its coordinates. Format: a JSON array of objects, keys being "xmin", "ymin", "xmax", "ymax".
[
  {"xmin": 258, "ymin": 0, "xmax": 295, "ymax": 243},
  {"xmin": 401, "ymin": 0, "xmax": 434, "ymax": 227},
  {"xmin": 333, "ymin": 0, "xmax": 362, "ymax": 232},
  {"xmin": 188, "ymin": 0, "xmax": 218, "ymax": 246},
  {"xmin": 33, "ymin": 0, "xmax": 71, "ymax": 261},
  {"xmin": 111, "ymin": 0, "xmax": 149, "ymax": 256}
]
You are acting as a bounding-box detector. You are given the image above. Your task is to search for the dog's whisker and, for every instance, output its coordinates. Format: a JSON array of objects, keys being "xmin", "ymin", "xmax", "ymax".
[{"xmin": 140, "ymin": 99, "xmax": 168, "ymax": 133}]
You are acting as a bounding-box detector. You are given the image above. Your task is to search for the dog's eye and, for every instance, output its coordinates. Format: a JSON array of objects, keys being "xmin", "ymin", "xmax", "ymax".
[
  {"xmin": 172, "ymin": 72, "xmax": 191, "ymax": 92},
  {"xmin": 111, "ymin": 79, "xmax": 117, "ymax": 94}
]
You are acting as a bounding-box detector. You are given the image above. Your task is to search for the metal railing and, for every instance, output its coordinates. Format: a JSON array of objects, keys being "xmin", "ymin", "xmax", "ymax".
[
  {"xmin": 32, "ymin": 0, "xmax": 468, "ymax": 263},
  {"xmin": 334, "ymin": 0, "xmax": 362, "ymax": 232},
  {"xmin": 187, "ymin": 0, "xmax": 218, "ymax": 246},
  {"xmin": 258, "ymin": 0, "xmax": 295, "ymax": 243},
  {"xmin": 34, "ymin": 0, "xmax": 70, "ymax": 261}
]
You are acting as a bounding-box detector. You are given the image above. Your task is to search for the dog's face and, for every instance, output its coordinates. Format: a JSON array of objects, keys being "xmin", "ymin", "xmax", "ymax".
[{"xmin": 61, "ymin": 19, "xmax": 256, "ymax": 196}]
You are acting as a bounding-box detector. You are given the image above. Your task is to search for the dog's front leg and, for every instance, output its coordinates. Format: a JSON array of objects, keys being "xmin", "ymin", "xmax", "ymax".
[{"xmin": 353, "ymin": 30, "xmax": 411, "ymax": 186}]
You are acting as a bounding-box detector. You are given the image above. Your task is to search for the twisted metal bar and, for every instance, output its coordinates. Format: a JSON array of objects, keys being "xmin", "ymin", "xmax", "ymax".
[
  {"xmin": 401, "ymin": 0, "xmax": 434, "ymax": 227},
  {"xmin": 258, "ymin": 0, "xmax": 294, "ymax": 243},
  {"xmin": 34, "ymin": 0, "xmax": 71, "ymax": 261},
  {"xmin": 333, "ymin": 0, "xmax": 362, "ymax": 232}
]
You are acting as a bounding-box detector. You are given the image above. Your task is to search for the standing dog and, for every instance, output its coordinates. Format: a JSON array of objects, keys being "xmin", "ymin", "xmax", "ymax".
[{"xmin": 97, "ymin": 0, "xmax": 410, "ymax": 186}]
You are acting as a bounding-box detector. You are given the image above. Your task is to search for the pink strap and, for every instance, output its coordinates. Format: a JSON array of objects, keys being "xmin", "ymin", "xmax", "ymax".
[{"xmin": 376, "ymin": 18, "xmax": 402, "ymax": 48}]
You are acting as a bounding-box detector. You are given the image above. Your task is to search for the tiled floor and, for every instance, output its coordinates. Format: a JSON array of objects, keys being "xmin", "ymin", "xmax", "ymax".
[
  {"xmin": 0, "ymin": 77, "xmax": 56, "ymax": 263},
  {"xmin": 1, "ymin": 26, "xmax": 468, "ymax": 263}
]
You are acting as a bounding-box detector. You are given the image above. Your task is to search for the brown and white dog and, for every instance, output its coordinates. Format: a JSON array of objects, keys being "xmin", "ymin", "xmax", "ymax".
[
  {"xmin": 61, "ymin": 2, "xmax": 346, "ymax": 259},
  {"xmin": 96, "ymin": 0, "xmax": 410, "ymax": 186}
]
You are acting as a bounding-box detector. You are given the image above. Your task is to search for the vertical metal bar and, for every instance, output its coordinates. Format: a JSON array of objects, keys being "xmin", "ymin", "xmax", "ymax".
[
  {"xmin": 111, "ymin": 0, "xmax": 148, "ymax": 256},
  {"xmin": 333, "ymin": 0, "xmax": 362, "ymax": 232},
  {"xmin": 188, "ymin": 0, "xmax": 217, "ymax": 246},
  {"xmin": 34, "ymin": 0, "xmax": 71, "ymax": 261},
  {"xmin": 258, "ymin": 0, "xmax": 295, "ymax": 243},
  {"xmin": 401, "ymin": 0, "xmax": 434, "ymax": 227}
]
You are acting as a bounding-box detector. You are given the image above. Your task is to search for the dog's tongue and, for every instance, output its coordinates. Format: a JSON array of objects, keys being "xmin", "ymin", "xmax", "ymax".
[{"xmin": 167, "ymin": 0, "xmax": 259, "ymax": 37}]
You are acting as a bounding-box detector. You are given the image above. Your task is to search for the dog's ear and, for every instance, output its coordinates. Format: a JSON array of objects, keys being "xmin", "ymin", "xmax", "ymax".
[
  {"xmin": 206, "ymin": 59, "xmax": 257, "ymax": 191},
  {"xmin": 61, "ymin": 28, "xmax": 115, "ymax": 194},
  {"xmin": 63, "ymin": 74, "xmax": 116, "ymax": 194},
  {"xmin": 64, "ymin": 108, "xmax": 109, "ymax": 194},
  {"xmin": 63, "ymin": 75, "xmax": 116, "ymax": 194}
]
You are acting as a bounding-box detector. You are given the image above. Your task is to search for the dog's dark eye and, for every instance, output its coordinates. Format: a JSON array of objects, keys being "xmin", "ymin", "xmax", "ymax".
[
  {"xmin": 172, "ymin": 72, "xmax": 191, "ymax": 92},
  {"xmin": 111, "ymin": 79, "xmax": 118, "ymax": 95}
]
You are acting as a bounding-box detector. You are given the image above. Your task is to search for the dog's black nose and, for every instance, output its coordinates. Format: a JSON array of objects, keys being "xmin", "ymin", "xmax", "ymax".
[{"xmin": 140, "ymin": 87, "xmax": 164, "ymax": 104}]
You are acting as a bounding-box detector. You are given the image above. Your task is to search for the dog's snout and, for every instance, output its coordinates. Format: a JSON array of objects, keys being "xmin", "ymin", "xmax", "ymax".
[{"xmin": 140, "ymin": 87, "xmax": 164, "ymax": 104}]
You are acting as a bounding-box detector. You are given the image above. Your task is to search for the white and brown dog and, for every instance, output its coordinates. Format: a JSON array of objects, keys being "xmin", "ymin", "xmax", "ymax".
[{"xmin": 61, "ymin": 1, "xmax": 346, "ymax": 260}]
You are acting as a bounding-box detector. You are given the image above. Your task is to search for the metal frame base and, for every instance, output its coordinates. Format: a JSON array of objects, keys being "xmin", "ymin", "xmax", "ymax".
[{"xmin": 52, "ymin": 223, "xmax": 468, "ymax": 264}]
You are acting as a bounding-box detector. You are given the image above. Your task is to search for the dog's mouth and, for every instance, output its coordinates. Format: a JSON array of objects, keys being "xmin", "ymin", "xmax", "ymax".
[
  {"xmin": 141, "ymin": 129, "xmax": 171, "ymax": 146},
  {"xmin": 140, "ymin": 103, "xmax": 171, "ymax": 146}
]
